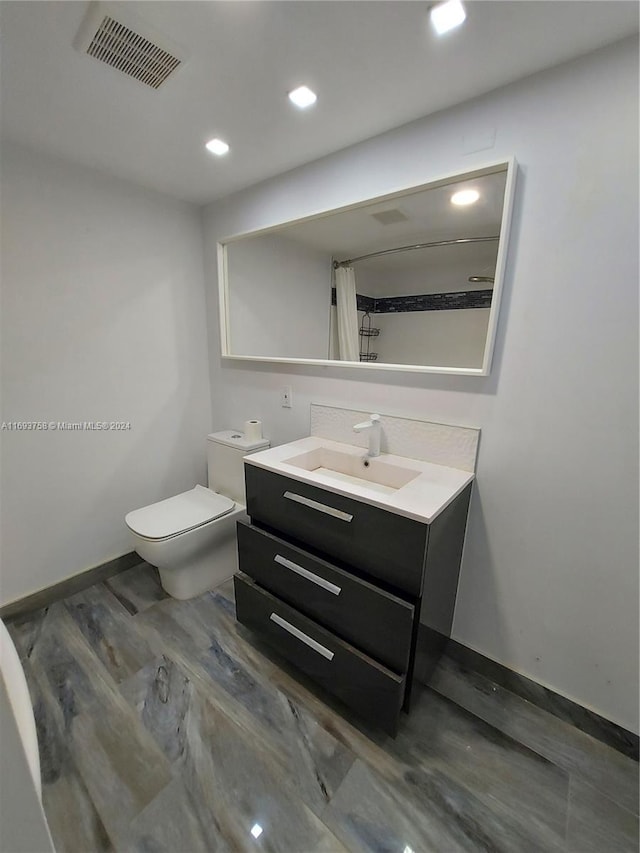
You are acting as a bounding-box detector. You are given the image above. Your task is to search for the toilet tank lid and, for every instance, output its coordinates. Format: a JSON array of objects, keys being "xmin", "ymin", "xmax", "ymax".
[
  {"xmin": 125, "ymin": 485, "xmax": 234, "ymax": 540},
  {"xmin": 207, "ymin": 430, "xmax": 270, "ymax": 452}
]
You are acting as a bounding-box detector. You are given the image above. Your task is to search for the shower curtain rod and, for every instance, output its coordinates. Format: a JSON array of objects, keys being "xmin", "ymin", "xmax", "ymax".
[{"xmin": 332, "ymin": 235, "xmax": 499, "ymax": 269}]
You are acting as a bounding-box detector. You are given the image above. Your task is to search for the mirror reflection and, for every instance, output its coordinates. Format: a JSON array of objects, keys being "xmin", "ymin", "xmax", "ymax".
[{"xmin": 221, "ymin": 161, "xmax": 513, "ymax": 374}]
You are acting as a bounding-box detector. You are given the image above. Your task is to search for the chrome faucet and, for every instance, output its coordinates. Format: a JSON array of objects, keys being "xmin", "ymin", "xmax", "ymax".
[{"xmin": 353, "ymin": 413, "xmax": 381, "ymax": 457}]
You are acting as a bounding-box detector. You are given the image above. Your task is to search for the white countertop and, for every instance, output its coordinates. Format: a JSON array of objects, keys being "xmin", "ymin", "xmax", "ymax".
[{"xmin": 245, "ymin": 436, "xmax": 474, "ymax": 524}]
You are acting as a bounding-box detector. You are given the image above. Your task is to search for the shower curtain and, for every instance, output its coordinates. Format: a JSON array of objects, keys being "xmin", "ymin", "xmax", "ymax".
[{"xmin": 334, "ymin": 265, "xmax": 360, "ymax": 361}]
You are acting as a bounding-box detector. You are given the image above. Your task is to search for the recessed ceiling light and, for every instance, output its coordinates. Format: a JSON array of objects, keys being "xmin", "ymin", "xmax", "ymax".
[
  {"xmin": 205, "ymin": 138, "xmax": 230, "ymax": 156},
  {"xmin": 288, "ymin": 85, "xmax": 317, "ymax": 109},
  {"xmin": 250, "ymin": 824, "xmax": 263, "ymax": 839},
  {"xmin": 430, "ymin": 0, "xmax": 466, "ymax": 35},
  {"xmin": 451, "ymin": 189, "xmax": 479, "ymax": 206}
]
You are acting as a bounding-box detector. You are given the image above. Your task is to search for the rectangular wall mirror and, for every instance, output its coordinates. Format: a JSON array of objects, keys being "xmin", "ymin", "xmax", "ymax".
[{"xmin": 218, "ymin": 158, "xmax": 516, "ymax": 375}]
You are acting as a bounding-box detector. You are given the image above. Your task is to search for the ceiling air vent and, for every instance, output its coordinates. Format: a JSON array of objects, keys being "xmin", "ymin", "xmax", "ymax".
[
  {"xmin": 74, "ymin": 2, "xmax": 184, "ymax": 89},
  {"xmin": 371, "ymin": 209, "xmax": 409, "ymax": 225}
]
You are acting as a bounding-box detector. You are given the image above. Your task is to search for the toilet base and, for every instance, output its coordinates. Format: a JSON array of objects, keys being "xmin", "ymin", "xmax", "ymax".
[{"xmin": 157, "ymin": 531, "xmax": 238, "ymax": 599}]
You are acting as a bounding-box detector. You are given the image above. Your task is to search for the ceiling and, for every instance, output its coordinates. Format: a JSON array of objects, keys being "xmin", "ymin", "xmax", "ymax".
[
  {"xmin": 1, "ymin": 1, "xmax": 637, "ymax": 206},
  {"xmin": 277, "ymin": 166, "xmax": 507, "ymax": 259}
]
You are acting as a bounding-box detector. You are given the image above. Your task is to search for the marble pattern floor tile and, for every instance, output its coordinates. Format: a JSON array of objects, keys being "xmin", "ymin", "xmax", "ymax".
[
  {"xmin": 388, "ymin": 686, "xmax": 569, "ymax": 846},
  {"xmin": 104, "ymin": 561, "xmax": 169, "ymax": 615},
  {"xmin": 10, "ymin": 598, "xmax": 173, "ymax": 849},
  {"xmin": 430, "ymin": 655, "xmax": 640, "ymax": 816},
  {"xmin": 22, "ymin": 601, "xmax": 138, "ymax": 719},
  {"xmin": 120, "ymin": 779, "xmax": 217, "ymax": 853},
  {"xmin": 69, "ymin": 709, "xmax": 172, "ymax": 843},
  {"xmin": 6, "ymin": 603, "xmax": 50, "ymax": 659},
  {"xmin": 566, "ymin": 778, "xmax": 639, "ymax": 853},
  {"xmin": 129, "ymin": 598, "xmax": 357, "ymax": 816},
  {"xmin": 323, "ymin": 756, "xmax": 561, "ymax": 853},
  {"xmin": 64, "ymin": 582, "xmax": 157, "ymax": 683},
  {"xmin": 175, "ymin": 690, "xmax": 347, "ymax": 853},
  {"xmin": 446, "ymin": 640, "xmax": 639, "ymax": 760},
  {"xmin": 23, "ymin": 657, "xmax": 113, "ymax": 853},
  {"xmin": 7, "ymin": 561, "xmax": 639, "ymax": 853},
  {"xmin": 121, "ymin": 653, "xmax": 347, "ymax": 851}
]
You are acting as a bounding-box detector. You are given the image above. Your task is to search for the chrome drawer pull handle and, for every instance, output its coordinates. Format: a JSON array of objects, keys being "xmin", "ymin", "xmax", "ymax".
[
  {"xmin": 283, "ymin": 491, "xmax": 353, "ymax": 522},
  {"xmin": 270, "ymin": 613, "xmax": 335, "ymax": 661},
  {"xmin": 274, "ymin": 554, "xmax": 342, "ymax": 596}
]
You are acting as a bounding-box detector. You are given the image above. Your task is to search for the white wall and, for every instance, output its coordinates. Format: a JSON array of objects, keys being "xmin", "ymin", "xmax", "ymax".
[
  {"xmin": 375, "ymin": 309, "xmax": 490, "ymax": 368},
  {"xmin": 358, "ymin": 247, "xmax": 498, "ymax": 298},
  {"xmin": 226, "ymin": 233, "xmax": 331, "ymax": 358},
  {"xmin": 0, "ymin": 145, "xmax": 212, "ymax": 605},
  {"xmin": 202, "ymin": 39, "xmax": 639, "ymax": 733},
  {"xmin": 357, "ymin": 261, "xmax": 492, "ymax": 366}
]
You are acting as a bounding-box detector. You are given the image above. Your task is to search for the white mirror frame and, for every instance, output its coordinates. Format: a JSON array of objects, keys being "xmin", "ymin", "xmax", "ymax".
[{"xmin": 217, "ymin": 156, "xmax": 517, "ymax": 376}]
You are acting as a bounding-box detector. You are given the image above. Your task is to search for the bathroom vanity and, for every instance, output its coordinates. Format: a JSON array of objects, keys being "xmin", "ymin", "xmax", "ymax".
[{"xmin": 233, "ymin": 430, "xmax": 474, "ymax": 735}]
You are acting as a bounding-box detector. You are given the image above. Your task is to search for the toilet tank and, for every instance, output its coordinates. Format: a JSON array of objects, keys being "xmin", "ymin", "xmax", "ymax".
[{"xmin": 207, "ymin": 431, "xmax": 270, "ymax": 504}]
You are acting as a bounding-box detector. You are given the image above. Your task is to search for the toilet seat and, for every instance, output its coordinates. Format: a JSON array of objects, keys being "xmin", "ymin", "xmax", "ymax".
[{"xmin": 125, "ymin": 485, "xmax": 234, "ymax": 541}]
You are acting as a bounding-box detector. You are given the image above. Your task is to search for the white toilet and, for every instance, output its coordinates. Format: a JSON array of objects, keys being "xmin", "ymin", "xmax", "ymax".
[{"xmin": 125, "ymin": 430, "xmax": 269, "ymax": 599}]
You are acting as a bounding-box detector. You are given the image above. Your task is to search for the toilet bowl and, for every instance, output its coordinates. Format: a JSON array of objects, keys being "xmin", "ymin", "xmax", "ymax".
[{"xmin": 125, "ymin": 431, "xmax": 269, "ymax": 599}]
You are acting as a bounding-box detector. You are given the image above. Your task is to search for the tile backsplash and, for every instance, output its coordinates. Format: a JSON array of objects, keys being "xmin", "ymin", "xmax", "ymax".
[{"xmin": 310, "ymin": 404, "xmax": 480, "ymax": 472}]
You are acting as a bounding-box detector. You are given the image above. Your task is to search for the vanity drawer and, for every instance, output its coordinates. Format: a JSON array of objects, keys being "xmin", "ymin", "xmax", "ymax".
[
  {"xmin": 237, "ymin": 520, "xmax": 414, "ymax": 673},
  {"xmin": 234, "ymin": 573, "xmax": 405, "ymax": 735},
  {"xmin": 244, "ymin": 465, "xmax": 428, "ymax": 596}
]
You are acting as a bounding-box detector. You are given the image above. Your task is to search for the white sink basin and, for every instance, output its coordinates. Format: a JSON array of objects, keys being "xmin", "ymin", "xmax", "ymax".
[
  {"xmin": 245, "ymin": 436, "xmax": 475, "ymax": 523},
  {"xmin": 284, "ymin": 446, "xmax": 421, "ymax": 495}
]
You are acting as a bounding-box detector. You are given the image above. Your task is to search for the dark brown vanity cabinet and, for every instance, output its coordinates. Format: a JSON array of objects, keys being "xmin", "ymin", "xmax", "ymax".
[{"xmin": 234, "ymin": 464, "xmax": 472, "ymax": 735}]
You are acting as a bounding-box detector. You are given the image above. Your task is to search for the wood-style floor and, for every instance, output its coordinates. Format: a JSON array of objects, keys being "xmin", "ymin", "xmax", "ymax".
[{"xmin": 7, "ymin": 562, "xmax": 639, "ymax": 853}]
